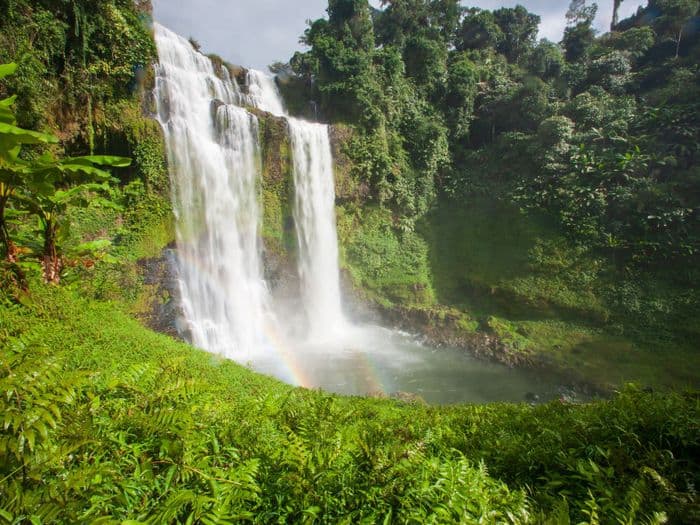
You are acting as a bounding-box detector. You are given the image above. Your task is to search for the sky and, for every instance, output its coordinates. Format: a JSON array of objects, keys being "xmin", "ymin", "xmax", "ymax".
[{"xmin": 152, "ymin": 0, "xmax": 647, "ymax": 71}]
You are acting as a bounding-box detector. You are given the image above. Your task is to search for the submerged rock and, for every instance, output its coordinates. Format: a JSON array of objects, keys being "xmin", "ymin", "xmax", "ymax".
[
  {"xmin": 390, "ymin": 391, "xmax": 428, "ymax": 405},
  {"xmin": 525, "ymin": 392, "xmax": 541, "ymax": 403}
]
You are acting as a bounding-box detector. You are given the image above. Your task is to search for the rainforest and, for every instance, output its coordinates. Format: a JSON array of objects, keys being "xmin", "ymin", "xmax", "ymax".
[{"xmin": 0, "ymin": 0, "xmax": 699, "ymax": 523}]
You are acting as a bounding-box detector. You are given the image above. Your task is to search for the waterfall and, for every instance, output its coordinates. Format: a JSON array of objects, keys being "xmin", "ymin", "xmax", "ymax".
[
  {"xmin": 245, "ymin": 70, "xmax": 286, "ymax": 117},
  {"xmin": 154, "ymin": 19, "xmax": 347, "ymax": 360},
  {"xmin": 288, "ymin": 119, "xmax": 346, "ymax": 340},
  {"xmin": 153, "ymin": 23, "xmax": 270, "ymax": 358},
  {"xmin": 245, "ymin": 69, "xmax": 347, "ymax": 339}
]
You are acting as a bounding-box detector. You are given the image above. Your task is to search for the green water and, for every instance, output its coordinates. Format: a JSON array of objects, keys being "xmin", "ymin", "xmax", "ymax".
[{"xmin": 246, "ymin": 324, "xmax": 576, "ymax": 405}]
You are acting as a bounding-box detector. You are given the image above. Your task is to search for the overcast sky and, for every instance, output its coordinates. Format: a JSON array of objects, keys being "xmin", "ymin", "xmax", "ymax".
[{"xmin": 152, "ymin": 1, "xmax": 647, "ymax": 71}]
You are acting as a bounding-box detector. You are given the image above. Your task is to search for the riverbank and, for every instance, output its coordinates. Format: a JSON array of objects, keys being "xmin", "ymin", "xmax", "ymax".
[{"xmin": 336, "ymin": 193, "xmax": 700, "ymax": 395}]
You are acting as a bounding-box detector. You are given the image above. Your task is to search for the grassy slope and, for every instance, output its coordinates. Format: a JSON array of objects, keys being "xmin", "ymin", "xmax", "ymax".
[
  {"xmin": 338, "ymin": 186, "xmax": 700, "ymax": 391},
  {"xmin": 1, "ymin": 284, "xmax": 698, "ymax": 523},
  {"xmin": 421, "ymin": 198, "xmax": 700, "ymax": 390}
]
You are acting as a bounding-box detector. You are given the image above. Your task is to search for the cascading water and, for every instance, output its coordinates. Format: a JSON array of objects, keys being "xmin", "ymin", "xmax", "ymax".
[
  {"xmin": 245, "ymin": 70, "xmax": 286, "ymax": 117},
  {"xmin": 288, "ymin": 119, "xmax": 346, "ymax": 340},
  {"xmin": 153, "ymin": 23, "xmax": 269, "ymax": 358},
  {"xmin": 245, "ymin": 70, "xmax": 347, "ymax": 339}
]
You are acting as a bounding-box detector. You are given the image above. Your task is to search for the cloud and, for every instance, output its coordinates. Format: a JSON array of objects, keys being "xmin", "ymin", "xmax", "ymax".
[
  {"xmin": 151, "ymin": 0, "xmax": 647, "ymax": 70},
  {"xmin": 152, "ymin": 0, "xmax": 331, "ymax": 70}
]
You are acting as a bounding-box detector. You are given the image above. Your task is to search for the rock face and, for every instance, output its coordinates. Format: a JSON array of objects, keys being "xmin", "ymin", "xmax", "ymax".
[
  {"xmin": 376, "ymin": 305, "xmax": 534, "ymax": 369},
  {"xmin": 137, "ymin": 247, "xmax": 189, "ymax": 340},
  {"xmin": 256, "ymin": 110, "xmax": 300, "ymax": 299},
  {"xmin": 329, "ymin": 124, "xmax": 370, "ymax": 203}
]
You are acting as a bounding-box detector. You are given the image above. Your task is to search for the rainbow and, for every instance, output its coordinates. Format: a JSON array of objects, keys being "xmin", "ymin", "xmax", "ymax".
[{"xmin": 175, "ymin": 250, "xmax": 393, "ymax": 396}]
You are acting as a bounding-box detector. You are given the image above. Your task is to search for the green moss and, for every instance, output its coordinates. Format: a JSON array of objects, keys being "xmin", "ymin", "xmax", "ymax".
[
  {"xmin": 420, "ymin": 198, "xmax": 608, "ymax": 320},
  {"xmin": 456, "ymin": 314, "xmax": 479, "ymax": 333},
  {"xmin": 339, "ymin": 205, "xmax": 435, "ymax": 307},
  {"xmin": 514, "ymin": 319, "xmax": 700, "ymax": 390},
  {"xmin": 486, "ymin": 316, "xmax": 532, "ymax": 353},
  {"xmin": 408, "ymin": 195, "xmax": 700, "ymax": 389},
  {"xmin": 258, "ymin": 114, "xmax": 297, "ymax": 259}
]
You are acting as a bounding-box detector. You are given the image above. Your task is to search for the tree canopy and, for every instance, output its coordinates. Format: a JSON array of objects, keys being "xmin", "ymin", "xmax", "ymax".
[{"xmin": 284, "ymin": 0, "xmax": 700, "ymax": 265}]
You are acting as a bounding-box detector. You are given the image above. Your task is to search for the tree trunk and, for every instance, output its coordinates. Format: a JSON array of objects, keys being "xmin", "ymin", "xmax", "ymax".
[
  {"xmin": 611, "ymin": 0, "xmax": 623, "ymax": 31},
  {"xmin": 42, "ymin": 221, "xmax": 61, "ymax": 284},
  {"xmin": 0, "ymin": 195, "xmax": 28, "ymax": 290},
  {"xmin": 0, "ymin": 195, "xmax": 17, "ymax": 263},
  {"xmin": 675, "ymin": 28, "xmax": 683, "ymax": 58}
]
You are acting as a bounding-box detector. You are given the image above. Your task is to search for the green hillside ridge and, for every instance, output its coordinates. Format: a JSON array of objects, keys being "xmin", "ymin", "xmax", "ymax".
[{"xmin": 2, "ymin": 285, "xmax": 698, "ymax": 523}]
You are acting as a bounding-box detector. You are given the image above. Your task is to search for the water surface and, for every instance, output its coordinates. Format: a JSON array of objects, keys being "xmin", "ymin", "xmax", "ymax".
[{"xmin": 244, "ymin": 324, "xmax": 569, "ymax": 405}]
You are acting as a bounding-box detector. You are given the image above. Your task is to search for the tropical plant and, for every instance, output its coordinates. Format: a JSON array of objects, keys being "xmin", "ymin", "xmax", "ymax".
[
  {"xmin": 0, "ymin": 63, "xmax": 130, "ymax": 283},
  {"xmin": 0, "ymin": 63, "xmax": 58, "ymax": 265}
]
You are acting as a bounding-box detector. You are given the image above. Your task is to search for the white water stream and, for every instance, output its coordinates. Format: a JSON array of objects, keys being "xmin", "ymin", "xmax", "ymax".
[
  {"xmin": 154, "ymin": 24, "xmax": 269, "ymax": 358},
  {"xmin": 245, "ymin": 70, "xmax": 347, "ymax": 340},
  {"xmin": 288, "ymin": 119, "xmax": 346, "ymax": 340}
]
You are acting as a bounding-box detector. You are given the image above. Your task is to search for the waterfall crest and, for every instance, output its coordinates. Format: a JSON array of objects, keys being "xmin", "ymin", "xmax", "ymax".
[
  {"xmin": 154, "ymin": 23, "xmax": 270, "ymax": 358},
  {"xmin": 245, "ymin": 70, "xmax": 286, "ymax": 117}
]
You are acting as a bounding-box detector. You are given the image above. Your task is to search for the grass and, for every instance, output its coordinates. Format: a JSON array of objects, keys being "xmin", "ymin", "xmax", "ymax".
[
  {"xmin": 1, "ymin": 283, "xmax": 698, "ymax": 523},
  {"xmin": 333, "ymin": 193, "xmax": 700, "ymax": 390},
  {"xmin": 338, "ymin": 204, "xmax": 436, "ymax": 307}
]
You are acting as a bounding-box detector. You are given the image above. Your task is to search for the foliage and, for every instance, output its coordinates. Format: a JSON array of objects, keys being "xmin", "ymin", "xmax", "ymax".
[
  {"xmin": 648, "ymin": 0, "xmax": 700, "ymax": 57},
  {"xmin": 285, "ymin": 0, "xmax": 700, "ymax": 277},
  {"xmin": 0, "ymin": 0, "xmax": 170, "ymax": 291},
  {"xmin": 0, "ymin": 0, "xmax": 156, "ymax": 136},
  {"xmin": 0, "ymin": 63, "xmax": 130, "ymax": 284},
  {"xmin": 0, "ymin": 286, "xmax": 698, "ymax": 523},
  {"xmin": 339, "ymin": 205, "xmax": 435, "ymax": 306},
  {"xmin": 492, "ymin": 5, "xmax": 540, "ymax": 63},
  {"xmin": 284, "ymin": 0, "xmax": 698, "ymax": 274}
]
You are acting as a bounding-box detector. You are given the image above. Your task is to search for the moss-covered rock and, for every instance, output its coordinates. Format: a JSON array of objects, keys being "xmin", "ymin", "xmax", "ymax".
[{"xmin": 255, "ymin": 112, "xmax": 298, "ymax": 289}]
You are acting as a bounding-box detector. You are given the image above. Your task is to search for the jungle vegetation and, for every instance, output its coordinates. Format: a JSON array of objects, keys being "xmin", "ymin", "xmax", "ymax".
[{"xmin": 0, "ymin": 0, "xmax": 699, "ymax": 523}]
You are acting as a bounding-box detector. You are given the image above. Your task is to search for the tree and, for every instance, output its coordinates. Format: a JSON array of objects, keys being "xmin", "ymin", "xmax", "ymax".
[
  {"xmin": 328, "ymin": 0, "xmax": 375, "ymax": 51},
  {"xmin": 377, "ymin": 0, "xmax": 462, "ymax": 45},
  {"xmin": 588, "ymin": 50, "xmax": 631, "ymax": 93},
  {"xmin": 563, "ymin": 1, "xmax": 598, "ymax": 62},
  {"xmin": 298, "ymin": 7, "xmax": 377, "ymax": 121},
  {"xmin": 403, "ymin": 35, "xmax": 447, "ymax": 94},
  {"xmin": 456, "ymin": 9, "xmax": 503, "ymax": 51},
  {"xmin": 609, "ymin": 27, "xmax": 655, "ymax": 60},
  {"xmin": 649, "ymin": 0, "xmax": 700, "ymax": 58},
  {"xmin": 0, "ymin": 63, "xmax": 58, "ymax": 265},
  {"xmin": 566, "ymin": 0, "xmax": 598, "ymax": 26},
  {"xmin": 0, "ymin": 63, "xmax": 129, "ymax": 284},
  {"xmin": 612, "ymin": 0, "xmax": 625, "ymax": 30},
  {"xmin": 18, "ymin": 154, "xmax": 128, "ymax": 283},
  {"xmin": 493, "ymin": 6, "xmax": 540, "ymax": 63},
  {"xmin": 429, "ymin": 0, "xmax": 464, "ymax": 44},
  {"xmin": 444, "ymin": 52, "xmax": 479, "ymax": 144},
  {"xmin": 528, "ymin": 39, "xmax": 566, "ymax": 79}
]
